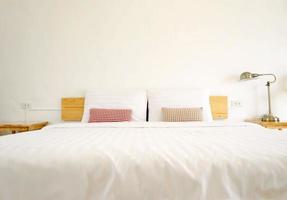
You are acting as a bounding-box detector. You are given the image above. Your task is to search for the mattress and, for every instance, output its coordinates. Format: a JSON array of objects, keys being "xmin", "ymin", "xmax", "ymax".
[{"xmin": 0, "ymin": 122, "xmax": 287, "ymax": 200}]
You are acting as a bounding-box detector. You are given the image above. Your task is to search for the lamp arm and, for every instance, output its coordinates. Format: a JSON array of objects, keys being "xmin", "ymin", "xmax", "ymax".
[{"xmin": 258, "ymin": 73, "xmax": 277, "ymax": 83}]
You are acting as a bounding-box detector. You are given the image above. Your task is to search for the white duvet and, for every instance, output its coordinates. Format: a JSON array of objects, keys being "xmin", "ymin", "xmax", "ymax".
[{"xmin": 0, "ymin": 122, "xmax": 287, "ymax": 200}]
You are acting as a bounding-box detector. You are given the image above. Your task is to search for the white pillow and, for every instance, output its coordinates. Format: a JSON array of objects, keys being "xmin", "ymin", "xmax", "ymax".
[
  {"xmin": 148, "ymin": 89, "xmax": 213, "ymax": 122},
  {"xmin": 81, "ymin": 90, "xmax": 147, "ymax": 122}
]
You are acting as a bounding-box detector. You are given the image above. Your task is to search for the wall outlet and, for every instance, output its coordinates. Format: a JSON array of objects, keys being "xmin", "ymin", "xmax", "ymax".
[
  {"xmin": 230, "ymin": 100, "xmax": 242, "ymax": 108},
  {"xmin": 20, "ymin": 103, "xmax": 31, "ymax": 110}
]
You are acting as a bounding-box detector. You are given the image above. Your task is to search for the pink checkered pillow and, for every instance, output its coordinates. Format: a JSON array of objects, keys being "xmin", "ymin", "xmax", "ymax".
[{"xmin": 88, "ymin": 108, "xmax": 132, "ymax": 122}]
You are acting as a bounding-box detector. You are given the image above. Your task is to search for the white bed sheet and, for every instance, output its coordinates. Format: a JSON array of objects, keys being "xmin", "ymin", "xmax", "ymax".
[{"xmin": 0, "ymin": 122, "xmax": 287, "ymax": 200}]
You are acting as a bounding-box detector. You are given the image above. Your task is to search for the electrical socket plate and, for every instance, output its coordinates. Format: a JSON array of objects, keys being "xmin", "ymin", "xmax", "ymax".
[
  {"xmin": 20, "ymin": 103, "xmax": 31, "ymax": 110},
  {"xmin": 230, "ymin": 100, "xmax": 242, "ymax": 108}
]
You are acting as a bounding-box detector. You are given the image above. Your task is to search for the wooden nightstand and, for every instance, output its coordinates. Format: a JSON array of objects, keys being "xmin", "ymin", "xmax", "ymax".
[
  {"xmin": 249, "ymin": 120, "xmax": 287, "ymax": 130},
  {"xmin": 0, "ymin": 121, "xmax": 48, "ymax": 135}
]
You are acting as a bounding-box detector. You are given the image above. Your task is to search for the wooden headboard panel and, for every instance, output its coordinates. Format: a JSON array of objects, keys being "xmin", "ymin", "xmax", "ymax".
[
  {"xmin": 61, "ymin": 96, "xmax": 228, "ymax": 121},
  {"xmin": 61, "ymin": 98, "xmax": 85, "ymax": 121},
  {"xmin": 209, "ymin": 96, "xmax": 228, "ymax": 120}
]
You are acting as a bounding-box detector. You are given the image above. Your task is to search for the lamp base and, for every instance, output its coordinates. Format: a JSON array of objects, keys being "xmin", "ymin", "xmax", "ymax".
[{"xmin": 261, "ymin": 114, "xmax": 280, "ymax": 122}]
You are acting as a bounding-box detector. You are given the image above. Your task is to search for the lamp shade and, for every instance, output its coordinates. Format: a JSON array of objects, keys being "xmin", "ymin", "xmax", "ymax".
[{"xmin": 240, "ymin": 72, "xmax": 260, "ymax": 81}]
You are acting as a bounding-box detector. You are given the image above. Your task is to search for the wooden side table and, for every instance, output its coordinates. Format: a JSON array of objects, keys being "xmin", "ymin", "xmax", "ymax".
[
  {"xmin": 248, "ymin": 120, "xmax": 287, "ymax": 130},
  {"xmin": 0, "ymin": 121, "xmax": 48, "ymax": 135}
]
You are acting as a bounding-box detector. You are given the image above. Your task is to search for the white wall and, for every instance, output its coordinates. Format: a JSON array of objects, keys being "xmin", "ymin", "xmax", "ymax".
[{"xmin": 1, "ymin": 0, "xmax": 287, "ymax": 123}]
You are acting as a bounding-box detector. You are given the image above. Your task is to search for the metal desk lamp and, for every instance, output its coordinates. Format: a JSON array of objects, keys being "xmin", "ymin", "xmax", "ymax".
[{"xmin": 240, "ymin": 72, "xmax": 280, "ymax": 122}]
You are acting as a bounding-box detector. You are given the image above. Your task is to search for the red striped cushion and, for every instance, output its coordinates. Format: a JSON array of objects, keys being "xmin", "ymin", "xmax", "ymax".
[{"xmin": 88, "ymin": 108, "xmax": 132, "ymax": 122}]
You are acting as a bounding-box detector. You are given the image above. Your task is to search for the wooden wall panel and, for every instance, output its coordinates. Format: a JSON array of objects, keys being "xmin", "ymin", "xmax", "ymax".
[
  {"xmin": 209, "ymin": 96, "xmax": 228, "ymax": 120},
  {"xmin": 61, "ymin": 98, "xmax": 84, "ymax": 121}
]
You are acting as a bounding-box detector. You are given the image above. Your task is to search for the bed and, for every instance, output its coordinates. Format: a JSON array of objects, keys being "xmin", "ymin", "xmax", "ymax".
[
  {"xmin": 1, "ymin": 122, "xmax": 287, "ymax": 200},
  {"xmin": 1, "ymin": 92, "xmax": 287, "ymax": 200}
]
